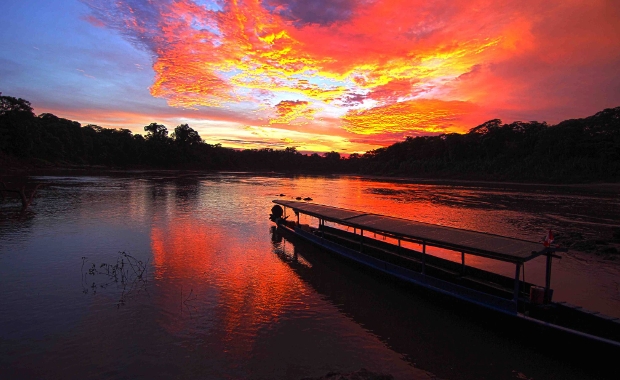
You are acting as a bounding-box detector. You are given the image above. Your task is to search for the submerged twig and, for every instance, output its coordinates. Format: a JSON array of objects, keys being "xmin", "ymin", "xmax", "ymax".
[
  {"xmin": 181, "ymin": 286, "xmax": 198, "ymax": 319},
  {"xmin": 81, "ymin": 251, "xmax": 150, "ymax": 307}
]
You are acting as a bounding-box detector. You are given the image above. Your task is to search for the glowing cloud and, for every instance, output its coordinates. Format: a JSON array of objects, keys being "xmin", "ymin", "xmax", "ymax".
[
  {"xmin": 270, "ymin": 100, "xmax": 316, "ymax": 124},
  {"xmin": 78, "ymin": 0, "xmax": 620, "ymax": 147},
  {"xmin": 343, "ymin": 99, "xmax": 476, "ymax": 135}
]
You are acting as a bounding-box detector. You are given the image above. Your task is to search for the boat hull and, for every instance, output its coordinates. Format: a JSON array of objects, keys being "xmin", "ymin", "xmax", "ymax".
[
  {"xmin": 279, "ymin": 221, "xmax": 519, "ymax": 315},
  {"xmin": 274, "ymin": 220, "xmax": 620, "ymax": 350}
]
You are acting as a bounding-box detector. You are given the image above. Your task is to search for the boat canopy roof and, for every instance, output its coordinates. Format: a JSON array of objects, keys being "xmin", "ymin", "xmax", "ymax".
[{"xmin": 273, "ymin": 200, "xmax": 547, "ymax": 264}]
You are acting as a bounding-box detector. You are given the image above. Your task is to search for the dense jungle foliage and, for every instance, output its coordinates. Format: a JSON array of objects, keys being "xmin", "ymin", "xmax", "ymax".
[{"xmin": 1, "ymin": 94, "xmax": 619, "ymax": 182}]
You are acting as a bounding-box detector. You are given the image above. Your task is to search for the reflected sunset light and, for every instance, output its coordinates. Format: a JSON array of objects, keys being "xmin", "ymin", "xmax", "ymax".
[{"xmin": 150, "ymin": 216, "xmax": 306, "ymax": 351}]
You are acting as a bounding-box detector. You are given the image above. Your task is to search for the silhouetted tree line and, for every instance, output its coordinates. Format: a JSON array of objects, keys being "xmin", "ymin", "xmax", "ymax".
[
  {"xmin": 360, "ymin": 108, "xmax": 620, "ymax": 182},
  {"xmin": 0, "ymin": 94, "xmax": 354, "ymax": 173},
  {"xmin": 1, "ymin": 93, "xmax": 618, "ymax": 182}
]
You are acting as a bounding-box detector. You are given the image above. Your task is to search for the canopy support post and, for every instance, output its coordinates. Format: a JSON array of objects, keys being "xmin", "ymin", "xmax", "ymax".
[
  {"xmin": 360, "ymin": 230, "xmax": 364, "ymax": 252},
  {"xmin": 513, "ymin": 263, "xmax": 521, "ymax": 307},
  {"xmin": 545, "ymin": 251, "xmax": 553, "ymax": 303},
  {"xmin": 461, "ymin": 252, "xmax": 465, "ymax": 275},
  {"xmin": 422, "ymin": 241, "xmax": 426, "ymax": 275}
]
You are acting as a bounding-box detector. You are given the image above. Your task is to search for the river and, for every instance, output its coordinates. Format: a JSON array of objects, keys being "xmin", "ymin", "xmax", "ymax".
[{"xmin": 0, "ymin": 172, "xmax": 618, "ymax": 380}]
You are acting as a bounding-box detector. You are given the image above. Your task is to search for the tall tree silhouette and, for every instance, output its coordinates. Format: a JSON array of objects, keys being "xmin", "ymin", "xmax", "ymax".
[
  {"xmin": 0, "ymin": 94, "xmax": 35, "ymax": 117},
  {"xmin": 144, "ymin": 123, "xmax": 168, "ymax": 141},
  {"xmin": 172, "ymin": 124, "xmax": 202, "ymax": 146}
]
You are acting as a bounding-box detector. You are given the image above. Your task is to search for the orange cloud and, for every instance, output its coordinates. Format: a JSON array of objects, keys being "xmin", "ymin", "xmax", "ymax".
[
  {"xmin": 270, "ymin": 99, "xmax": 316, "ymax": 124},
  {"xmin": 84, "ymin": 1, "xmax": 500, "ymax": 113},
  {"xmin": 343, "ymin": 99, "xmax": 476, "ymax": 135},
  {"xmin": 81, "ymin": 0, "xmax": 620, "ymax": 148}
]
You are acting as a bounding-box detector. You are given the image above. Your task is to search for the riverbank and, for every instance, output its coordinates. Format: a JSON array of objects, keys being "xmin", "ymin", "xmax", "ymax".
[
  {"xmin": 4, "ymin": 165, "xmax": 620, "ymax": 195},
  {"xmin": 360, "ymin": 173, "xmax": 620, "ymax": 193}
]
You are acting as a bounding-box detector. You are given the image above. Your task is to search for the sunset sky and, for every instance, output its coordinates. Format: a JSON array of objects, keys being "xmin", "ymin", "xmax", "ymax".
[{"xmin": 1, "ymin": 0, "xmax": 619, "ymax": 154}]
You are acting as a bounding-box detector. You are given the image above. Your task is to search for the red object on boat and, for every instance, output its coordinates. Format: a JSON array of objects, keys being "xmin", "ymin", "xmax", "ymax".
[{"xmin": 543, "ymin": 229, "xmax": 554, "ymax": 247}]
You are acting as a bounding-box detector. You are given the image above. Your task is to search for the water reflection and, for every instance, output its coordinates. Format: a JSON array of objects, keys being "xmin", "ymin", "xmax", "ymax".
[
  {"xmin": 281, "ymin": 176, "xmax": 619, "ymax": 243},
  {"xmin": 149, "ymin": 215, "xmax": 299, "ymax": 358},
  {"xmin": 1, "ymin": 173, "xmax": 618, "ymax": 380},
  {"xmin": 270, "ymin": 228, "xmax": 611, "ymax": 380}
]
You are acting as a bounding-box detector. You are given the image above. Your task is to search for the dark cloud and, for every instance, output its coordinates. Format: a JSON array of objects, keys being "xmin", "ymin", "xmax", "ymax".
[
  {"xmin": 80, "ymin": 0, "xmax": 174, "ymax": 52},
  {"xmin": 346, "ymin": 130, "xmax": 442, "ymax": 147},
  {"xmin": 337, "ymin": 92, "xmax": 367, "ymax": 106},
  {"xmin": 218, "ymin": 138, "xmax": 286, "ymax": 148},
  {"xmin": 262, "ymin": 0, "xmax": 364, "ymax": 26}
]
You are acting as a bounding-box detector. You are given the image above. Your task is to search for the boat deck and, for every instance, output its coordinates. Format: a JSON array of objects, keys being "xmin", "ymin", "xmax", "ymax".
[{"xmin": 273, "ymin": 200, "xmax": 547, "ymax": 264}]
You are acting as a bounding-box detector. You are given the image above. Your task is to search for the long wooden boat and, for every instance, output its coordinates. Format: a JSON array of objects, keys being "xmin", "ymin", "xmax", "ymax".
[{"xmin": 270, "ymin": 200, "xmax": 620, "ymax": 349}]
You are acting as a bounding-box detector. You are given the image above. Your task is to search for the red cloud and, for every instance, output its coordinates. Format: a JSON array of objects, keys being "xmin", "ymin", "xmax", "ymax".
[
  {"xmin": 80, "ymin": 0, "xmax": 620, "ymax": 147},
  {"xmin": 367, "ymin": 79, "xmax": 421, "ymax": 103}
]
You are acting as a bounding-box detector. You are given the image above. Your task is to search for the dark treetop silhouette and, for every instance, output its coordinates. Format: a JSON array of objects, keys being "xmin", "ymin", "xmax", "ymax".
[{"xmin": 1, "ymin": 93, "xmax": 618, "ymax": 182}]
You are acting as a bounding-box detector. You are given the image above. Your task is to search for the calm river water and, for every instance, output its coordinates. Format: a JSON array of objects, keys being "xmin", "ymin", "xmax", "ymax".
[{"xmin": 1, "ymin": 173, "xmax": 618, "ymax": 380}]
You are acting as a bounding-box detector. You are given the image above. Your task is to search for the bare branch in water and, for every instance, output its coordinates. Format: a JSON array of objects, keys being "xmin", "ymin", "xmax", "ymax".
[
  {"xmin": 1, "ymin": 181, "xmax": 43, "ymax": 210},
  {"xmin": 81, "ymin": 251, "xmax": 150, "ymax": 308}
]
